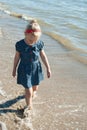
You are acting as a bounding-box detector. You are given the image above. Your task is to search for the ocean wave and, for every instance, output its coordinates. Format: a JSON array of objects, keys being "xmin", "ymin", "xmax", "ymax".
[
  {"xmin": 1, "ymin": 2, "xmax": 87, "ymax": 65},
  {"xmin": 45, "ymin": 32, "xmax": 77, "ymax": 50},
  {"xmin": 45, "ymin": 31, "xmax": 87, "ymax": 64},
  {"xmin": 0, "ymin": 3, "xmax": 53, "ymax": 30},
  {"xmin": 0, "ymin": 2, "xmax": 34, "ymax": 20},
  {"xmin": 45, "ymin": 31, "xmax": 87, "ymax": 53}
]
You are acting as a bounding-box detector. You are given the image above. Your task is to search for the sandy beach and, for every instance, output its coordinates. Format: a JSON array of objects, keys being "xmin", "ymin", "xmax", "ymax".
[{"xmin": 0, "ymin": 14, "xmax": 87, "ymax": 130}]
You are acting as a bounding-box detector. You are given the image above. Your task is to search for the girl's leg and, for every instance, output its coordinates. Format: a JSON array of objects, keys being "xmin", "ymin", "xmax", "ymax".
[
  {"xmin": 25, "ymin": 87, "xmax": 33, "ymax": 108},
  {"xmin": 32, "ymin": 85, "xmax": 38, "ymax": 92},
  {"xmin": 32, "ymin": 85, "xmax": 38, "ymax": 98}
]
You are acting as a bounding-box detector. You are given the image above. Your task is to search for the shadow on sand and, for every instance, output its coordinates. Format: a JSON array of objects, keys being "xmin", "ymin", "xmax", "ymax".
[{"xmin": 0, "ymin": 95, "xmax": 24, "ymax": 114}]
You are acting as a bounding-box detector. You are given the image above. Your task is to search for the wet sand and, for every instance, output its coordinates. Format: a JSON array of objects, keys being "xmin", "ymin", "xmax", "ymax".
[{"xmin": 0, "ymin": 14, "xmax": 87, "ymax": 130}]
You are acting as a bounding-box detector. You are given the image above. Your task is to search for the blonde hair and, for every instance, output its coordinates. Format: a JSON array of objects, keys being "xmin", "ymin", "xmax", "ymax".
[
  {"xmin": 25, "ymin": 20, "xmax": 41, "ymax": 37},
  {"xmin": 30, "ymin": 19, "xmax": 37, "ymax": 24}
]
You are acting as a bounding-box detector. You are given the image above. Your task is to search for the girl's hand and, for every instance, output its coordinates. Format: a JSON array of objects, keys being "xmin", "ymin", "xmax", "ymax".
[
  {"xmin": 47, "ymin": 68, "xmax": 51, "ymax": 78},
  {"xmin": 12, "ymin": 51, "xmax": 20, "ymax": 77},
  {"xmin": 12, "ymin": 68, "xmax": 16, "ymax": 77},
  {"xmin": 40, "ymin": 50, "xmax": 51, "ymax": 78}
]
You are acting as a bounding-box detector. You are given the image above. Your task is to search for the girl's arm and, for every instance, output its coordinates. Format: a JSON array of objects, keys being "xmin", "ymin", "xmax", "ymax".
[
  {"xmin": 40, "ymin": 50, "xmax": 51, "ymax": 78},
  {"xmin": 12, "ymin": 51, "xmax": 20, "ymax": 77}
]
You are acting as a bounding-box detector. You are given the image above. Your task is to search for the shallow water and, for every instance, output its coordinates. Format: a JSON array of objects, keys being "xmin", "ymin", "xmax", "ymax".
[
  {"xmin": 0, "ymin": 0, "xmax": 87, "ymax": 64},
  {"xmin": 0, "ymin": 6, "xmax": 87, "ymax": 130}
]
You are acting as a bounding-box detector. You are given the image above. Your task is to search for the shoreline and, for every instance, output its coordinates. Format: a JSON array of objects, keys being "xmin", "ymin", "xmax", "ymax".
[
  {"xmin": 0, "ymin": 13, "xmax": 87, "ymax": 130},
  {"xmin": 1, "ymin": 11, "xmax": 87, "ymax": 66}
]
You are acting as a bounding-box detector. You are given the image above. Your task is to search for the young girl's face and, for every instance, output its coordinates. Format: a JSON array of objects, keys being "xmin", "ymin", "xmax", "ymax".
[{"xmin": 25, "ymin": 33, "xmax": 39, "ymax": 44}]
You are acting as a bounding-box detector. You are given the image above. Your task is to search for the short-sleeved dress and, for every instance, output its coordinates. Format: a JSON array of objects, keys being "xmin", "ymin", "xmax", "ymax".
[{"xmin": 15, "ymin": 39, "xmax": 44, "ymax": 88}]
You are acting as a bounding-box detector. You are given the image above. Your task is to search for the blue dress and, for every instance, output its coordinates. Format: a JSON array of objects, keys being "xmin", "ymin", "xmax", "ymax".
[{"xmin": 15, "ymin": 39, "xmax": 44, "ymax": 88}]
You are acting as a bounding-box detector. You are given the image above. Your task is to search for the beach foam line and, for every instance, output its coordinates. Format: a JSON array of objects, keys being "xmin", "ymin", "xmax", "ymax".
[
  {"xmin": 0, "ymin": 5, "xmax": 34, "ymax": 20},
  {"xmin": 0, "ymin": 3, "xmax": 52, "ymax": 27},
  {"xmin": 9, "ymin": 12, "xmax": 22, "ymax": 18},
  {"xmin": 10, "ymin": 12, "xmax": 33, "ymax": 20},
  {"xmin": 0, "ymin": 2, "xmax": 32, "ymax": 20}
]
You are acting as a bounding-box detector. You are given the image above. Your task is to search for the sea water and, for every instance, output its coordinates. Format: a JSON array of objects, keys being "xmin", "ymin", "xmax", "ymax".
[
  {"xmin": 0, "ymin": 0, "xmax": 87, "ymax": 63},
  {"xmin": 0, "ymin": 1, "xmax": 87, "ymax": 130}
]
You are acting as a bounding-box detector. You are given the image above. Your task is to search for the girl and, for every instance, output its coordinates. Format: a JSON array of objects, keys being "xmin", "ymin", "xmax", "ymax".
[{"xmin": 12, "ymin": 20, "xmax": 51, "ymax": 113}]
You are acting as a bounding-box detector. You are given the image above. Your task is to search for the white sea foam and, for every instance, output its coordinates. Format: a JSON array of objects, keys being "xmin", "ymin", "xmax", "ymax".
[
  {"xmin": 0, "ymin": 81, "xmax": 7, "ymax": 96},
  {"xmin": 0, "ymin": 90, "xmax": 5, "ymax": 96},
  {"xmin": 23, "ymin": 117, "xmax": 34, "ymax": 130},
  {"xmin": 0, "ymin": 2, "xmax": 34, "ymax": 22},
  {"xmin": 15, "ymin": 117, "xmax": 34, "ymax": 130},
  {"xmin": 4, "ymin": 10, "xmax": 11, "ymax": 15},
  {"xmin": 0, "ymin": 121, "xmax": 8, "ymax": 130},
  {"xmin": 0, "ymin": 88, "xmax": 6, "ymax": 96},
  {"xmin": 0, "ymin": 81, "xmax": 6, "ymax": 96},
  {"xmin": 22, "ymin": 14, "xmax": 33, "ymax": 21}
]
